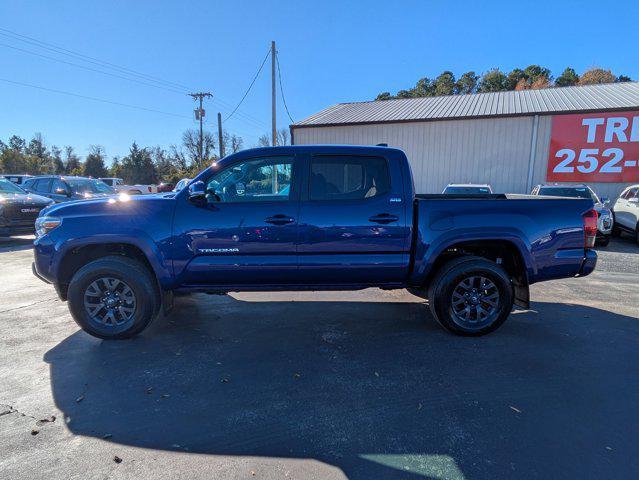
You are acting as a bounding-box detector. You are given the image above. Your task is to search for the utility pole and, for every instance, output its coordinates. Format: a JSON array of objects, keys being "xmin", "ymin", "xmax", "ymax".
[
  {"xmin": 217, "ymin": 112, "xmax": 225, "ymax": 158},
  {"xmin": 189, "ymin": 92, "xmax": 213, "ymax": 165},
  {"xmin": 271, "ymin": 40, "xmax": 277, "ymax": 146}
]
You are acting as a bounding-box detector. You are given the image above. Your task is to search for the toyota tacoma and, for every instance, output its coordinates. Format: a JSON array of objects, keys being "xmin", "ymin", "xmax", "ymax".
[{"xmin": 32, "ymin": 145, "xmax": 598, "ymax": 339}]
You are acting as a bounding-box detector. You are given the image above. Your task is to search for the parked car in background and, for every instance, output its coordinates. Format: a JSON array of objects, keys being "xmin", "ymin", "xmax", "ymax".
[
  {"xmin": 23, "ymin": 176, "xmax": 115, "ymax": 203},
  {"xmin": 98, "ymin": 178, "xmax": 158, "ymax": 195},
  {"xmin": 33, "ymin": 145, "xmax": 597, "ymax": 340},
  {"xmin": 2, "ymin": 174, "xmax": 33, "ymax": 185},
  {"xmin": 612, "ymin": 185, "xmax": 639, "ymax": 243},
  {"xmin": 531, "ymin": 184, "xmax": 612, "ymax": 246},
  {"xmin": 172, "ymin": 178, "xmax": 191, "ymax": 192},
  {"xmin": 442, "ymin": 183, "xmax": 493, "ymax": 194},
  {"xmin": 157, "ymin": 182, "xmax": 174, "ymax": 193},
  {"xmin": 0, "ymin": 177, "xmax": 53, "ymax": 236}
]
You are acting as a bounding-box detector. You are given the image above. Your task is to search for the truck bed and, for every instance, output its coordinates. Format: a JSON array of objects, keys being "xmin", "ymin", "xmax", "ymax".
[{"xmin": 410, "ymin": 195, "xmax": 595, "ymax": 286}]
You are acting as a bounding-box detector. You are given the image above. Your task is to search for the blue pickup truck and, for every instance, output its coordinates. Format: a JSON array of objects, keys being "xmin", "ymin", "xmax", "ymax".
[{"xmin": 32, "ymin": 145, "xmax": 598, "ymax": 339}]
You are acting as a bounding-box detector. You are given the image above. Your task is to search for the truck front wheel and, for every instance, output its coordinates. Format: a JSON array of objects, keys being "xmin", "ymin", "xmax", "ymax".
[
  {"xmin": 67, "ymin": 256, "xmax": 160, "ymax": 339},
  {"xmin": 427, "ymin": 257, "xmax": 514, "ymax": 336}
]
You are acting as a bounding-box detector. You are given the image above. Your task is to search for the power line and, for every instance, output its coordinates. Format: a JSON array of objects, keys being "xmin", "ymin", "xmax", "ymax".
[
  {"xmin": 275, "ymin": 51, "xmax": 295, "ymax": 124},
  {"xmin": 0, "ymin": 77, "xmax": 191, "ymax": 119},
  {"xmin": 224, "ymin": 48, "xmax": 271, "ymax": 122},
  {"xmin": 0, "ymin": 42, "xmax": 186, "ymax": 95},
  {"xmin": 0, "ymin": 27, "xmax": 192, "ymax": 92},
  {"xmin": 0, "ymin": 27, "xmax": 269, "ymax": 129}
]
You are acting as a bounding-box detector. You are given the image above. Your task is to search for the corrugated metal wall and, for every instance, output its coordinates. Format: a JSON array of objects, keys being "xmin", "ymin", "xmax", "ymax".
[{"xmin": 294, "ymin": 116, "xmax": 632, "ymax": 200}]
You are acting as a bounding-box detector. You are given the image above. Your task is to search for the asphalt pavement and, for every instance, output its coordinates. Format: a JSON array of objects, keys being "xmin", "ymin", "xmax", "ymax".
[{"xmin": 1, "ymin": 235, "xmax": 638, "ymax": 480}]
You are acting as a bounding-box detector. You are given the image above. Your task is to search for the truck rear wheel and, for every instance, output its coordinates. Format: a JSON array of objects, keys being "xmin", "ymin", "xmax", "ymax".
[
  {"xmin": 427, "ymin": 257, "xmax": 514, "ymax": 336},
  {"xmin": 67, "ymin": 256, "xmax": 159, "ymax": 340}
]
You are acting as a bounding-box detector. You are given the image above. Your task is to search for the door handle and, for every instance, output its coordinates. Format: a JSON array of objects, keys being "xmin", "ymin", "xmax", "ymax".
[
  {"xmin": 265, "ymin": 214, "xmax": 295, "ymax": 225},
  {"xmin": 368, "ymin": 213, "xmax": 399, "ymax": 224}
]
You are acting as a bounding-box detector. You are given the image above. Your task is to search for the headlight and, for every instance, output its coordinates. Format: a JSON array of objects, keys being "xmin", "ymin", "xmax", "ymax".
[{"xmin": 35, "ymin": 216, "xmax": 62, "ymax": 237}]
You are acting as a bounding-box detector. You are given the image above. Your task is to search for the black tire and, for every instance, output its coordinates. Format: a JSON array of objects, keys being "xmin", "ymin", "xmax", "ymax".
[
  {"xmin": 597, "ymin": 235, "xmax": 610, "ymax": 247},
  {"xmin": 67, "ymin": 256, "xmax": 159, "ymax": 339},
  {"xmin": 611, "ymin": 222, "xmax": 621, "ymax": 237},
  {"xmin": 427, "ymin": 256, "xmax": 514, "ymax": 336}
]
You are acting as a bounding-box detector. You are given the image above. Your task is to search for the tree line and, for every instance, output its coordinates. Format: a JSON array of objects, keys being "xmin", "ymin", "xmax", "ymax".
[
  {"xmin": 375, "ymin": 66, "xmax": 633, "ymax": 100},
  {"xmin": 0, "ymin": 128, "xmax": 290, "ymax": 185}
]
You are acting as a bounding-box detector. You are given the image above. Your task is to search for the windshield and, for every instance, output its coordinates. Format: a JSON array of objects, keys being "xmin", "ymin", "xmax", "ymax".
[
  {"xmin": 66, "ymin": 178, "xmax": 115, "ymax": 194},
  {"xmin": 538, "ymin": 187, "xmax": 596, "ymax": 200},
  {"xmin": 444, "ymin": 186, "xmax": 491, "ymax": 194},
  {"xmin": 0, "ymin": 178, "xmax": 26, "ymax": 194}
]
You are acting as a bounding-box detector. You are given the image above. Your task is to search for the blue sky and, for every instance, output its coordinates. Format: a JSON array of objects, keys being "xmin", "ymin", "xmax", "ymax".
[{"xmin": 0, "ymin": 0, "xmax": 637, "ymax": 161}]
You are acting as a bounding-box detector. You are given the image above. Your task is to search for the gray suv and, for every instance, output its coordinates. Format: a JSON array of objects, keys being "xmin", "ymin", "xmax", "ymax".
[{"xmin": 22, "ymin": 176, "xmax": 115, "ymax": 203}]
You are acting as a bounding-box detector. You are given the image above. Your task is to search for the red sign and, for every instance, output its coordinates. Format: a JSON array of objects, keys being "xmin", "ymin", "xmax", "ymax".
[{"xmin": 547, "ymin": 111, "xmax": 639, "ymax": 182}]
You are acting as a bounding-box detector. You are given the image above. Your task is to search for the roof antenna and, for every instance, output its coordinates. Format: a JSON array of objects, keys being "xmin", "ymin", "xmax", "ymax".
[{"xmin": 376, "ymin": 143, "xmax": 388, "ymax": 147}]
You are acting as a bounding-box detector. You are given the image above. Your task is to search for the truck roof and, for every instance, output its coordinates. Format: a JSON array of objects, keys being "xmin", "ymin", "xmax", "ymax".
[{"xmin": 230, "ymin": 144, "xmax": 404, "ymax": 157}]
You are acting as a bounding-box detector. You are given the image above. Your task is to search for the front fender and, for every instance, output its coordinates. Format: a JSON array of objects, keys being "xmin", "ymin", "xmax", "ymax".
[{"xmin": 35, "ymin": 230, "xmax": 174, "ymax": 290}]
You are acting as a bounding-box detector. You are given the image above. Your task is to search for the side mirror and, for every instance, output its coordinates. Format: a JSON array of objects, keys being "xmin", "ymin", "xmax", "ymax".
[
  {"xmin": 188, "ymin": 181, "xmax": 206, "ymax": 203},
  {"xmin": 600, "ymin": 196, "xmax": 610, "ymax": 205}
]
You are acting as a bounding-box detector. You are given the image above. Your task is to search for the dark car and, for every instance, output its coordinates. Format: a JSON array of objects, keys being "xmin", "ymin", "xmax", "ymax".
[
  {"xmin": 0, "ymin": 177, "xmax": 53, "ymax": 236},
  {"xmin": 23, "ymin": 176, "xmax": 115, "ymax": 203},
  {"xmin": 33, "ymin": 145, "xmax": 597, "ymax": 340},
  {"xmin": 2, "ymin": 174, "xmax": 33, "ymax": 185}
]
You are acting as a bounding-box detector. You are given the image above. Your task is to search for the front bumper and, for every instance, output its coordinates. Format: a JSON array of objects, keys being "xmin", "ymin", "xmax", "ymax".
[
  {"xmin": 577, "ymin": 249, "xmax": 597, "ymax": 277},
  {"xmin": 32, "ymin": 261, "xmax": 50, "ymax": 284}
]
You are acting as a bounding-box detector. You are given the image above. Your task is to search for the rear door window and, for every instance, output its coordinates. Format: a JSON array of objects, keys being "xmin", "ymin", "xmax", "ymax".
[
  {"xmin": 309, "ymin": 155, "xmax": 390, "ymax": 201},
  {"xmin": 52, "ymin": 179, "xmax": 68, "ymax": 195},
  {"xmin": 34, "ymin": 178, "xmax": 52, "ymax": 193}
]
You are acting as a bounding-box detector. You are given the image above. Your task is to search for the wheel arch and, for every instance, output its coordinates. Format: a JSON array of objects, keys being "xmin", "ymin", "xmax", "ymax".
[
  {"xmin": 55, "ymin": 240, "xmax": 166, "ymax": 300},
  {"xmin": 418, "ymin": 238, "xmax": 530, "ymax": 309}
]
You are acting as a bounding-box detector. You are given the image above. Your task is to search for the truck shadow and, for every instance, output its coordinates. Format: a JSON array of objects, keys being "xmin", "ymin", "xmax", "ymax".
[{"xmin": 44, "ymin": 295, "xmax": 639, "ymax": 479}]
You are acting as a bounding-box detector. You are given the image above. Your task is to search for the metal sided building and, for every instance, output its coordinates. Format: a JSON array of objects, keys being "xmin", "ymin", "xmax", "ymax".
[{"xmin": 291, "ymin": 82, "xmax": 639, "ymax": 199}]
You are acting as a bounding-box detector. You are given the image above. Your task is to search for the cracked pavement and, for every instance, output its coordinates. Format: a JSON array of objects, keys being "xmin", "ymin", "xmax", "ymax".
[{"xmin": 1, "ymin": 234, "xmax": 638, "ymax": 479}]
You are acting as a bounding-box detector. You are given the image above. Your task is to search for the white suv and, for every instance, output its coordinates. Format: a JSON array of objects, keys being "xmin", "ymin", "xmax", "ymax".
[{"xmin": 612, "ymin": 185, "xmax": 639, "ymax": 243}]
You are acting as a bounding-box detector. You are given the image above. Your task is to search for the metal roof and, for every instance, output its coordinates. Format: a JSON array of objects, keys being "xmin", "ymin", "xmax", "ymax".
[{"xmin": 293, "ymin": 82, "xmax": 639, "ymax": 128}]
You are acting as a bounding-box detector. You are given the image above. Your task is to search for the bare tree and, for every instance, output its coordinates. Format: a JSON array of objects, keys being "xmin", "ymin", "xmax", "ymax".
[
  {"xmin": 257, "ymin": 134, "xmax": 270, "ymax": 147},
  {"xmin": 230, "ymin": 134, "xmax": 243, "ymax": 153},
  {"xmin": 277, "ymin": 128, "xmax": 289, "ymax": 146},
  {"xmin": 181, "ymin": 129, "xmax": 216, "ymax": 170}
]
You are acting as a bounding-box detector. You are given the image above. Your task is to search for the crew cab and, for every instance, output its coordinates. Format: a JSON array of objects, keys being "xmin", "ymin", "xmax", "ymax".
[
  {"xmin": 99, "ymin": 177, "xmax": 158, "ymax": 195},
  {"xmin": 32, "ymin": 145, "xmax": 598, "ymax": 339}
]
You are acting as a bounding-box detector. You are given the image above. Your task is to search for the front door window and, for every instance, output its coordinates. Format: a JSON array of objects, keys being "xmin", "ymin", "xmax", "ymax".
[{"xmin": 206, "ymin": 157, "xmax": 293, "ymax": 203}]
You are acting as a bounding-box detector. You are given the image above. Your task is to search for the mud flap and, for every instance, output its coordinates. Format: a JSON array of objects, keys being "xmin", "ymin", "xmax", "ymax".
[{"xmin": 512, "ymin": 277, "xmax": 530, "ymax": 309}]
